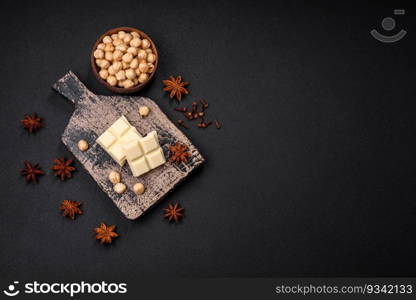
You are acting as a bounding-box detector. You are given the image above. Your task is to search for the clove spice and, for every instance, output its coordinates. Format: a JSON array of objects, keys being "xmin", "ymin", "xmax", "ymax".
[
  {"xmin": 177, "ymin": 119, "xmax": 189, "ymax": 129},
  {"xmin": 215, "ymin": 120, "xmax": 221, "ymax": 129},
  {"xmin": 197, "ymin": 119, "xmax": 212, "ymax": 129},
  {"xmin": 191, "ymin": 101, "xmax": 199, "ymax": 119},
  {"xmin": 184, "ymin": 111, "xmax": 194, "ymax": 120},
  {"xmin": 200, "ymin": 99, "xmax": 209, "ymax": 109},
  {"xmin": 197, "ymin": 111, "xmax": 205, "ymax": 118},
  {"xmin": 174, "ymin": 107, "xmax": 188, "ymax": 112},
  {"xmin": 173, "ymin": 98, "xmax": 220, "ymax": 130}
]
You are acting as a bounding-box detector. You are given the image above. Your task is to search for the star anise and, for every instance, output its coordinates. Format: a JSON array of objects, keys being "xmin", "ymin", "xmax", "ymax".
[
  {"xmin": 163, "ymin": 203, "xmax": 184, "ymax": 223},
  {"xmin": 94, "ymin": 223, "xmax": 118, "ymax": 244},
  {"xmin": 59, "ymin": 200, "xmax": 82, "ymax": 219},
  {"xmin": 20, "ymin": 161, "xmax": 44, "ymax": 183},
  {"xmin": 169, "ymin": 142, "xmax": 190, "ymax": 165},
  {"xmin": 52, "ymin": 158, "xmax": 76, "ymax": 181},
  {"xmin": 21, "ymin": 113, "xmax": 43, "ymax": 133},
  {"xmin": 163, "ymin": 75, "xmax": 189, "ymax": 102}
]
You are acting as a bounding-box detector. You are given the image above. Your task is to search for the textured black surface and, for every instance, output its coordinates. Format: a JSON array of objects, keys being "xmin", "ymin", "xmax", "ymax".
[{"xmin": 1, "ymin": 0, "xmax": 416, "ymax": 282}]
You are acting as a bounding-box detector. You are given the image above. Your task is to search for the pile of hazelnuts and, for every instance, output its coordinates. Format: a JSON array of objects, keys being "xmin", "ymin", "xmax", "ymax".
[{"xmin": 93, "ymin": 30, "xmax": 156, "ymax": 89}]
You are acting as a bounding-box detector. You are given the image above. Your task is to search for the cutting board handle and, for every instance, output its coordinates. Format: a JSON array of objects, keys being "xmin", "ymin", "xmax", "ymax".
[{"xmin": 52, "ymin": 71, "xmax": 93, "ymax": 105}]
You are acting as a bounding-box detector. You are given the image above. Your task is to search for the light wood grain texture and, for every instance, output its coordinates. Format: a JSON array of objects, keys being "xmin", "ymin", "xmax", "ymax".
[{"xmin": 52, "ymin": 71, "xmax": 204, "ymax": 219}]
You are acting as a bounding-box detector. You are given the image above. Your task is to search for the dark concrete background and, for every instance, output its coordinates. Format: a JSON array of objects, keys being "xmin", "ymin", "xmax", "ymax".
[{"xmin": 0, "ymin": 0, "xmax": 415, "ymax": 283}]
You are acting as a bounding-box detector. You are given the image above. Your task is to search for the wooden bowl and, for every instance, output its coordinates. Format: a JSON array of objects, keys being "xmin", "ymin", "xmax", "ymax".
[{"xmin": 91, "ymin": 27, "xmax": 158, "ymax": 94}]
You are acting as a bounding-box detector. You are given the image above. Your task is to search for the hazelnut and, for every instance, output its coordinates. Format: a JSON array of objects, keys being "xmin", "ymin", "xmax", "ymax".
[
  {"xmin": 138, "ymin": 106, "xmax": 150, "ymax": 117},
  {"xmin": 131, "ymin": 31, "xmax": 140, "ymax": 38},
  {"xmin": 78, "ymin": 139, "xmax": 89, "ymax": 151},
  {"xmin": 133, "ymin": 183, "xmax": 145, "ymax": 195},
  {"xmin": 115, "ymin": 44, "xmax": 128, "ymax": 53},
  {"xmin": 125, "ymin": 68, "xmax": 136, "ymax": 80},
  {"xmin": 138, "ymin": 62, "xmax": 149, "ymax": 73},
  {"xmin": 99, "ymin": 69, "xmax": 109, "ymax": 80},
  {"xmin": 138, "ymin": 72, "xmax": 149, "ymax": 83},
  {"xmin": 113, "ymin": 39, "xmax": 123, "ymax": 46},
  {"xmin": 112, "ymin": 61, "xmax": 122, "ymax": 72},
  {"xmin": 114, "ymin": 182, "xmax": 126, "ymax": 194},
  {"xmin": 123, "ymin": 79, "xmax": 134, "ymax": 88},
  {"xmin": 104, "ymin": 51, "xmax": 113, "ymax": 61},
  {"xmin": 147, "ymin": 53, "xmax": 156, "ymax": 63},
  {"xmin": 100, "ymin": 59, "xmax": 110, "ymax": 69},
  {"xmin": 109, "ymin": 171, "xmax": 121, "ymax": 184},
  {"xmin": 93, "ymin": 49, "xmax": 104, "ymax": 59},
  {"xmin": 107, "ymin": 75, "xmax": 117, "ymax": 86},
  {"xmin": 137, "ymin": 49, "xmax": 147, "ymax": 60},
  {"xmin": 97, "ymin": 43, "xmax": 105, "ymax": 50},
  {"xmin": 141, "ymin": 39, "xmax": 151, "ymax": 49},
  {"xmin": 122, "ymin": 61, "xmax": 130, "ymax": 70},
  {"xmin": 118, "ymin": 31, "xmax": 126, "ymax": 39},
  {"xmin": 122, "ymin": 52, "xmax": 133, "ymax": 63},
  {"xmin": 123, "ymin": 33, "xmax": 132, "ymax": 44},
  {"xmin": 113, "ymin": 50, "xmax": 123, "ymax": 61},
  {"xmin": 147, "ymin": 63, "xmax": 155, "ymax": 73},
  {"xmin": 130, "ymin": 58, "xmax": 139, "ymax": 69},
  {"xmin": 104, "ymin": 43, "xmax": 115, "ymax": 52},
  {"xmin": 102, "ymin": 35, "xmax": 112, "ymax": 43},
  {"xmin": 108, "ymin": 65, "xmax": 116, "ymax": 75},
  {"xmin": 145, "ymin": 48, "xmax": 153, "ymax": 54},
  {"xmin": 130, "ymin": 37, "xmax": 141, "ymax": 48},
  {"xmin": 96, "ymin": 59, "xmax": 105, "ymax": 68},
  {"xmin": 115, "ymin": 70, "xmax": 126, "ymax": 81},
  {"xmin": 111, "ymin": 33, "xmax": 118, "ymax": 40},
  {"xmin": 127, "ymin": 46, "xmax": 138, "ymax": 56}
]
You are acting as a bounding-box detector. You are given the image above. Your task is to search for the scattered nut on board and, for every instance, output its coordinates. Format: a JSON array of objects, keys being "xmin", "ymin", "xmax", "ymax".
[
  {"xmin": 133, "ymin": 183, "xmax": 145, "ymax": 195},
  {"xmin": 138, "ymin": 106, "xmax": 150, "ymax": 117},
  {"xmin": 114, "ymin": 182, "xmax": 126, "ymax": 194},
  {"xmin": 108, "ymin": 171, "xmax": 121, "ymax": 184},
  {"xmin": 78, "ymin": 139, "xmax": 89, "ymax": 151}
]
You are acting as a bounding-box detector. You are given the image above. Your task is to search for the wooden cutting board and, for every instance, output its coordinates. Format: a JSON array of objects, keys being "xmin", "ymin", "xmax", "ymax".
[{"xmin": 52, "ymin": 71, "xmax": 204, "ymax": 219}]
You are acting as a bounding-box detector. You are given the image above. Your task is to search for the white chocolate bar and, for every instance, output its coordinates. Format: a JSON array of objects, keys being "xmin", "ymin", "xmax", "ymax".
[
  {"xmin": 121, "ymin": 130, "xmax": 166, "ymax": 177},
  {"xmin": 96, "ymin": 116, "xmax": 142, "ymax": 166}
]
